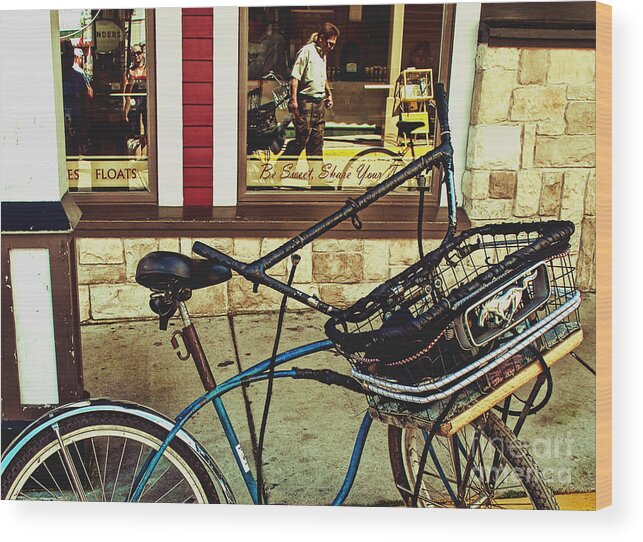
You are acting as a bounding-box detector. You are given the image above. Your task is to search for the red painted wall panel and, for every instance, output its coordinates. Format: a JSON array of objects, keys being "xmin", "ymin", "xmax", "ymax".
[
  {"xmin": 182, "ymin": 38, "xmax": 213, "ymax": 60},
  {"xmin": 183, "ymin": 61, "xmax": 213, "ymax": 83},
  {"xmin": 182, "ymin": 16, "xmax": 213, "ymax": 38},
  {"xmin": 183, "ymin": 83, "xmax": 213, "ymax": 105},
  {"xmin": 184, "ymin": 168, "xmax": 214, "ymax": 188},
  {"xmin": 183, "ymin": 105, "xmax": 213, "ymax": 126},
  {"xmin": 182, "ymin": 8, "xmax": 214, "ymax": 207},
  {"xmin": 184, "ymin": 127, "xmax": 213, "ymax": 147}
]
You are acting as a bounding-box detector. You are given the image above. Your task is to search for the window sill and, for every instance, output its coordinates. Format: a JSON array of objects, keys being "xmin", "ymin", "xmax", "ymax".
[{"xmin": 75, "ymin": 203, "xmax": 470, "ymax": 239}]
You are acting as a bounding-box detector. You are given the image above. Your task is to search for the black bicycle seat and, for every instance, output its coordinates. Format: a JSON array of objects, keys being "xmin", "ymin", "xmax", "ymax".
[
  {"xmin": 136, "ymin": 251, "xmax": 232, "ymax": 292},
  {"xmin": 396, "ymin": 120, "xmax": 426, "ymax": 137}
]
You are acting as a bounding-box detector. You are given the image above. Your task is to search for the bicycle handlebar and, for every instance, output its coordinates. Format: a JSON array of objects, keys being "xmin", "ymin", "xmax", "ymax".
[{"xmin": 193, "ymin": 83, "xmax": 455, "ymax": 314}]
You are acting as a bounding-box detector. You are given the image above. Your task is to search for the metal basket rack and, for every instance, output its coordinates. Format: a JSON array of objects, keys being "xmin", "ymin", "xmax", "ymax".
[{"xmin": 325, "ymin": 221, "xmax": 581, "ymax": 427}]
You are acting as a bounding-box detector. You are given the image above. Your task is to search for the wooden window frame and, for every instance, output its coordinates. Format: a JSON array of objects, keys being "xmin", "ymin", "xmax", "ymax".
[
  {"xmin": 236, "ymin": 5, "xmax": 455, "ymax": 209},
  {"xmin": 69, "ymin": 9, "xmax": 158, "ymax": 206}
]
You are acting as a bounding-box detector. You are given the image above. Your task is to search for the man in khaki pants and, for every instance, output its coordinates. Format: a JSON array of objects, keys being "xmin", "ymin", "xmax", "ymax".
[{"xmin": 284, "ymin": 22, "xmax": 339, "ymax": 160}]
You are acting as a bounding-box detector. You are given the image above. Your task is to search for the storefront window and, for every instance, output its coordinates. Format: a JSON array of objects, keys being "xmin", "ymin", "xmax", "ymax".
[
  {"xmin": 242, "ymin": 5, "xmax": 448, "ymax": 195},
  {"xmin": 58, "ymin": 9, "xmax": 150, "ymax": 193}
]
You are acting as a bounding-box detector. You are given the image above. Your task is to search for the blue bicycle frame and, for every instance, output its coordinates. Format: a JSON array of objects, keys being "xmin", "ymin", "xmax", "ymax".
[{"xmin": 128, "ymin": 338, "xmax": 373, "ymax": 505}]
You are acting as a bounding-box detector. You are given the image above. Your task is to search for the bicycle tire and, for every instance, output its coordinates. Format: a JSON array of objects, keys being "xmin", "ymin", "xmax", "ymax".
[
  {"xmin": 388, "ymin": 411, "xmax": 559, "ymax": 509},
  {"xmin": 2, "ymin": 411, "xmax": 220, "ymax": 503},
  {"xmin": 339, "ymin": 147, "xmax": 411, "ymax": 191}
]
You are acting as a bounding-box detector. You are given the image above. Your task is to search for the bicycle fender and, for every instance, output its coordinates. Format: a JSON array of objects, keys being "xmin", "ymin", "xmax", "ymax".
[{"xmin": 1, "ymin": 398, "xmax": 236, "ymax": 504}]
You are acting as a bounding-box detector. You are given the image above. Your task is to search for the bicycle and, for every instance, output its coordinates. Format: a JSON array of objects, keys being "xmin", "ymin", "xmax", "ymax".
[
  {"xmin": 336, "ymin": 85, "xmax": 437, "ymax": 193},
  {"xmin": 247, "ymin": 71, "xmax": 292, "ymax": 158},
  {"xmin": 2, "ymin": 84, "xmax": 585, "ymax": 509}
]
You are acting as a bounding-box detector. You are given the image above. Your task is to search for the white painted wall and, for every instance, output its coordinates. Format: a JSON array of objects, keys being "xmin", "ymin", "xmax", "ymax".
[
  {"xmin": 10, "ymin": 249, "xmax": 60, "ymax": 405},
  {"xmin": 213, "ymin": 6, "xmax": 239, "ymax": 206},
  {"xmin": 0, "ymin": 11, "xmax": 67, "ymax": 202},
  {"xmin": 155, "ymin": 8, "xmax": 184, "ymax": 206},
  {"xmin": 445, "ymin": 2, "xmax": 481, "ymax": 206}
]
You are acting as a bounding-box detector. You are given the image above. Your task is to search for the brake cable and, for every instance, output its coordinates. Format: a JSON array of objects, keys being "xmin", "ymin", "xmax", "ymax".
[{"xmin": 255, "ymin": 254, "xmax": 300, "ymax": 504}]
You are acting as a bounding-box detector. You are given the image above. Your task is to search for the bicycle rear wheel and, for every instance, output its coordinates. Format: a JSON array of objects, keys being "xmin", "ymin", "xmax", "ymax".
[
  {"xmin": 388, "ymin": 412, "xmax": 558, "ymax": 509},
  {"xmin": 339, "ymin": 147, "xmax": 411, "ymax": 191},
  {"xmin": 2, "ymin": 411, "xmax": 220, "ymax": 503}
]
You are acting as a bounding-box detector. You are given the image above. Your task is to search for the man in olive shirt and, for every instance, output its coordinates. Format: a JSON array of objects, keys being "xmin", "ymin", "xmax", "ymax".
[{"xmin": 283, "ymin": 22, "xmax": 339, "ymax": 159}]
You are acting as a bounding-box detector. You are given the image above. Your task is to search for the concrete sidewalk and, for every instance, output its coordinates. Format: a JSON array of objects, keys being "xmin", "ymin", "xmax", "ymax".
[{"xmin": 81, "ymin": 295, "xmax": 596, "ymax": 506}]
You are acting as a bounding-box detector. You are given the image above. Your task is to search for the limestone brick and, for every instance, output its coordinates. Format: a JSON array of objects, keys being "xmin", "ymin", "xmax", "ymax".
[
  {"xmin": 158, "ymin": 238, "xmax": 180, "ymax": 253},
  {"xmin": 466, "ymin": 125, "xmax": 522, "ymax": 170},
  {"xmin": 560, "ymin": 170, "xmax": 589, "ymax": 224},
  {"xmin": 461, "ymin": 170, "xmax": 490, "ymax": 200},
  {"xmin": 510, "ymin": 86, "xmax": 567, "ymax": 123},
  {"xmin": 477, "ymin": 45, "xmax": 520, "ymax": 70},
  {"xmin": 77, "ymin": 238, "xmax": 124, "ymax": 265},
  {"xmin": 464, "ymin": 197, "xmax": 513, "ymax": 221},
  {"xmin": 312, "ymin": 252, "xmax": 363, "ymax": 283},
  {"xmin": 187, "ymin": 283, "xmax": 228, "ymax": 316},
  {"xmin": 78, "ymin": 264, "xmax": 126, "ymax": 285},
  {"xmin": 319, "ymin": 283, "xmax": 380, "ymax": 309},
  {"xmin": 548, "ymin": 49, "xmax": 595, "ymax": 85},
  {"xmin": 389, "ymin": 239, "xmax": 420, "ymax": 266},
  {"xmin": 90, "ymin": 284, "xmax": 151, "ymax": 320},
  {"xmin": 536, "ymin": 117, "xmax": 567, "ymax": 136},
  {"xmin": 539, "ymin": 172, "xmax": 564, "ymax": 216},
  {"xmin": 514, "ymin": 171, "xmax": 542, "ymax": 218},
  {"xmin": 566, "ymin": 101, "xmax": 596, "ymax": 134},
  {"xmin": 534, "ymin": 136, "xmax": 595, "ymax": 167},
  {"xmin": 124, "ymin": 238, "xmax": 159, "ymax": 282},
  {"xmin": 470, "ymin": 68, "xmax": 515, "ymax": 124},
  {"xmin": 312, "ymin": 239, "xmax": 363, "ymax": 252},
  {"xmin": 567, "ymin": 84, "xmax": 595, "ymax": 101},
  {"xmin": 489, "ymin": 171, "xmax": 516, "ymax": 199},
  {"xmin": 519, "ymin": 49, "xmax": 548, "ymax": 85},
  {"xmin": 179, "ymin": 237, "xmax": 192, "ymax": 256},
  {"xmin": 233, "ymin": 238, "xmax": 262, "ymax": 261},
  {"xmin": 363, "ymin": 239, "xmax": 389, "ymax": 281},
  {"xmin": 198, "ymin": 237, "xmax": 235, "ymax": 255},
  {"xmin": 575, "ymin": 217, "xmax": 596, "ymax": 292}
]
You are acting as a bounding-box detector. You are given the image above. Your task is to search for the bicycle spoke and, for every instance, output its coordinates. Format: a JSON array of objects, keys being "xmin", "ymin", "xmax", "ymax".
[
  {"xmin": 127, "ymin": 442, "xmax": 146, "ymax": 502},
  {"xmin": 73, "ymin": 440, "xmax": 96, "ymax": 497},
  {"xmin": 103, "ymin": 436, "xmax": 110, "ymax": 500},
  {"xmin": 110, "ymin": 437, "xmax": 128, "ymax": 502},
  {"xmin": 42, "ymin": 456, "xmax": 65, "ymax": 498},
  {"xmin": 23, "ymin": 470, "xmax": 60, "ymax": 501},
  {"xmin": 139, "ymin": 464, "xmax": 172, "ymax": 501},
  {"xmin": 154, "ymin": 479, "xmax": 186, "ymax": 503},
  {"xmin": 90, "ymin": 436, "xmax": 107, "ymax": 502}
]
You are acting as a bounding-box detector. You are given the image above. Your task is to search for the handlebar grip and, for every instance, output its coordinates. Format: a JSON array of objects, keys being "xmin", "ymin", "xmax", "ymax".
[{"xmin": 434, "ymin": 83, "xmax": 451, "ymax": 139}]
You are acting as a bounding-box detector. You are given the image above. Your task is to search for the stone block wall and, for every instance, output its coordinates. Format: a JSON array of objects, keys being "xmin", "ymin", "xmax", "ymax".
[
  {"xmin": 463, "ymin": 44, "xmax": 596, "ymax": 291},
  {"xmin": 76, "ymin": 237, "xmax": 440, "ymax": 322}
]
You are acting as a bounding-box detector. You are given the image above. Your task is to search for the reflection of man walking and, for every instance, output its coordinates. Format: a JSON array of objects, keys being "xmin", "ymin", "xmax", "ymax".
[{"xmin": 283, "ymin": 22, "xmax": 339, "ymax": 159}]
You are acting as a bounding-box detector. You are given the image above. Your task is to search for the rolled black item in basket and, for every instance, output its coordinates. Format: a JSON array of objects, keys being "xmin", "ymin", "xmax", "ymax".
[{"xmin": 324, "ymin": 220, "xmax": 575, "ymax": 358}]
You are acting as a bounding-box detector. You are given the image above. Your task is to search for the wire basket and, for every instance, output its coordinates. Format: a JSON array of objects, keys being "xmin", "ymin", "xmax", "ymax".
[{"xmin": 324, "ymin": 221, "xmax": 581, "ymax": 415}]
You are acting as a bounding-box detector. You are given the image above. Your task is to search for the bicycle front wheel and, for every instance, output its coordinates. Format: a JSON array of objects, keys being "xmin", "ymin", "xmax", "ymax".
[
  {"xmin": 2, "ymin": 411, "xmax": 220, "ymax": 503},
  {"xmin": 388, "ymin": 412, "xmax": 558, "ymax": 509}
]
